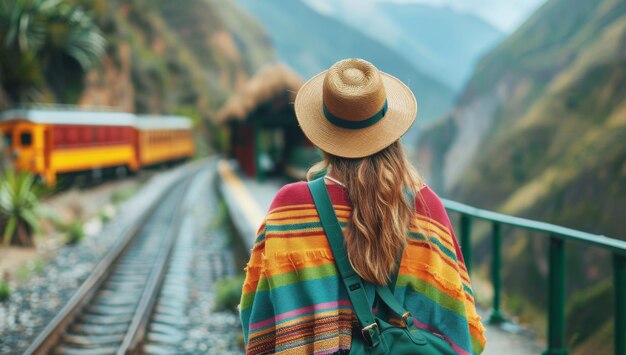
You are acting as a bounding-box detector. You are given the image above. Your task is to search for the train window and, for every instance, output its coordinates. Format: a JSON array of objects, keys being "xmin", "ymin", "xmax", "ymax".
[
  {"xmin": 20, "ymin": 132, "xmax": 32, "ymax": 146},
  {"xmin": 4, "ymin": 132, "xmax": 12, "ymax": 147}
]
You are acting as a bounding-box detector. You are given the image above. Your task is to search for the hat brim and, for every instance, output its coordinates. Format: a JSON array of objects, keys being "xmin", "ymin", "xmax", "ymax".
[{"xmin": 294, "ymin": 70, "xmax": 417, "ymax": 158}]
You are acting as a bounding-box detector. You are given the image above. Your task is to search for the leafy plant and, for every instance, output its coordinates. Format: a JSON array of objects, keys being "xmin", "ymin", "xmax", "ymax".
[
  {"xmin": 63, "ymin": 220, "xmax": 85, "ymax": 245},
  {"xmin": 0, "ymin": 280, "xmax": 10, "ymax": 301},
  {"xmin": 0, "ymin": 170, "xmax": 43, "ymax": 247},
  {"xmin": 214, "ymin": 274, "xmax": 245, "ymax": 313}
]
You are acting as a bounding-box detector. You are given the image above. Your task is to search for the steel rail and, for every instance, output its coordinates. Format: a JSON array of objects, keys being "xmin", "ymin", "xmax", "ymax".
[
  {"xmin": 116, "ymin": 174, "xmax": 192, "ymax": 354},
  {"xmin": 23, "ymin": 168, "xmax": 197, "ymax": 355}
]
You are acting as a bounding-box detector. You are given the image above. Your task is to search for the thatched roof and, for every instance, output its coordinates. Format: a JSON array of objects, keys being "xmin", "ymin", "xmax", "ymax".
[{"xmin": 216, "ymin": 64, "xmax": 303, "ymax": 124}]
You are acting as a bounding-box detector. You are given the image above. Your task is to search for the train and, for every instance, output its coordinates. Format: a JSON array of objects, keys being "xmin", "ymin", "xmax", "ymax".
[{"xmin": 0, "ymin": 107, "xmax": 195, "ymax": 186}]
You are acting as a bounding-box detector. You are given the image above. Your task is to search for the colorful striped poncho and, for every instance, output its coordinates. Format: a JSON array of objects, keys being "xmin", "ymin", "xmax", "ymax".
[{"xmin": 240, "ymin": 182, "xmax": 486, "ymax": 354}]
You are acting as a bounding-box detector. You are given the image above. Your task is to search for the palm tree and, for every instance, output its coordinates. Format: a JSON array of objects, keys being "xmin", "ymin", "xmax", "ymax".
[
  {"xmin": 41, "ymin": 1, "xmax": 105, "ymax": 102},
  {"xmin": 0, "ymin": 0, "xmax": 47, "ymax": 102},
  {"xmin": 0, "ymin": 0, "xmax": 105, "ymax": 104}
]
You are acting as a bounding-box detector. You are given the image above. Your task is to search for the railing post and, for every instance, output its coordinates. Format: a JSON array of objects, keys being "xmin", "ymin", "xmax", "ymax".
[
  {"xmin": 544, "ymin": 236, "xmax": 568, "ymax": 355},
  {"xmin": 489, "ymin": 222, "xmax": 505, "ymax": 324},
  {"xmin": 459, "ymin": 214, "xmax": 472, "ymax": 275},
  {"xmin": 614, "ymin": 254, "xmax": 626, "ymax": 355}
]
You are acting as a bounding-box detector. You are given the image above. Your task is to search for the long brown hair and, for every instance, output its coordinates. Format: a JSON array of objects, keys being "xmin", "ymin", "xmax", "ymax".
[{"xmin": 307, "ymin": 141, "xmax": 423, "ymax": 285}]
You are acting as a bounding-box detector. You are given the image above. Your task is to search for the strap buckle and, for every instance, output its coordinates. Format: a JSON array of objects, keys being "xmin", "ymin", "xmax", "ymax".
[
  {"xmin": 402, "ymin": 311, "xmax": 412, "ymax": 327},
  {"xmin": 361, "ymin": 322, "xmax": 380, "ymax": 347}
]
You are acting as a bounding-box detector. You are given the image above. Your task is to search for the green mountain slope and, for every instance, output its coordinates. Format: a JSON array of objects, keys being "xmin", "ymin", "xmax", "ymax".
[
  {"xmin": 234, "ymin": 0, "xmax": 455, "ymax": 130},
  {"xmin": 304, "ymin": 0, "xmax": 504, "ymax": 90},
  {"xmin": 1, "ymin": 0, "xmax": 275, "ymax": 121},
  {"xmin": 416, "ymin": 0, "xmax": 626, "ymax": 351},
  {"xmin": 111, "ymin": 0, "xmax": 275, "ymax": 116}
]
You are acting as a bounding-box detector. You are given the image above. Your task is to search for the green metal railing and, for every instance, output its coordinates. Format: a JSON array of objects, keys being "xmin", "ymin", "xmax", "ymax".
[{"xmin": 442, "ymin": 198, "xmax": 626, "ymax": 355}]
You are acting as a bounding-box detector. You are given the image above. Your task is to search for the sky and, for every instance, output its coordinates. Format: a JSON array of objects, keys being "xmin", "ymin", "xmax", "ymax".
[{"xmin": 378, "ymin": 0, "xmax": 547, "ymax": 32}]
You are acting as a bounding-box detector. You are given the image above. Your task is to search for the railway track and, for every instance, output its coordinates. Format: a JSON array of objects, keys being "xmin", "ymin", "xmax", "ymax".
[{"xmin": 23, "ymin": 166, "xmax": 203, "ymax": 355}]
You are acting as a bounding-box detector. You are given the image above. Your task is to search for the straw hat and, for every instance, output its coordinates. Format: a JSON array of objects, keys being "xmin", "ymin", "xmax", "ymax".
[{"xmin": 294, "ymin": 58, "xmax": 417, "ymax": 158}]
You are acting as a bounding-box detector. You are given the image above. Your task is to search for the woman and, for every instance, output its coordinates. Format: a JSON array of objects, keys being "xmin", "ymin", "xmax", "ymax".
[{"xmin": 240, "ymin": 58, "xmax": 486, "ymax": 354}]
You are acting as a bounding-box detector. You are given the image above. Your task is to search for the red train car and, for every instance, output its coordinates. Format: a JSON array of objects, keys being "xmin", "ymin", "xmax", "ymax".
[{"xmin": 0, "ymin": 108, "xmax": 195, "ymax": 185}]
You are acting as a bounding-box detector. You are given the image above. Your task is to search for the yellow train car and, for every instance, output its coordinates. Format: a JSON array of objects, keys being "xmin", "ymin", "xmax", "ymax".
[
  {"xmin": 135, "ymin": 115, "xmax": 195, "ymax": 167},
  {"xmin": 0, "ymin": 108, "xmax": 139, "ymax": 186}
]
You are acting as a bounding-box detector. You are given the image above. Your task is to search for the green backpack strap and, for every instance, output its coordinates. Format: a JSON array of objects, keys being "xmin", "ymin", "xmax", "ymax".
[
  {"xmin": 308, "ymin": 178, "xmax": 377, "ymax": 333},
  {"xmin": 309, "ymin": 177, "xmax": 414, "ymax": 347}
]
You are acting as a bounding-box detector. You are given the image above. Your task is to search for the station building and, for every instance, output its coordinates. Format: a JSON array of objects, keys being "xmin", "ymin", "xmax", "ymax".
[{"xmin": 215, "ymin": 64, "xmax": 318, "ymax": 181}]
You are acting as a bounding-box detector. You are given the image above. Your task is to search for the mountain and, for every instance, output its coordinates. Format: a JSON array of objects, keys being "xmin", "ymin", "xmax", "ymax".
[
  {"xmin": 234, "ymin": 0, "xmax": 455, "ymax": 135},
  {"xmin": 304, "ymin": 0, "xmax": 504, "ymax": 90},
  {"xmin": 1, "ymin": 0, "xmax": 275, "ymax": 121},
  {"xmin": 416, "ymin": 0, "xmax": 626, "ymax": 351}
]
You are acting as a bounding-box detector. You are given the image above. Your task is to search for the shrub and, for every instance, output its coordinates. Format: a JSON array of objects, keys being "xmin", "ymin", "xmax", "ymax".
[
  {"xmin": 214, "ymin": 274, "xmax": 245, "ymax": 313},
  {"xmin": 64, "ymin": 220, "xmax": 86, "ymax": 245},
  {"xmin": 99, "ymin": 204, "xmax": 116, "ymax": 223},
  {"xmin": 111, "ymin": 186, "xmax": 138, "ymax": 205},
  {"xmin": 0, "ymin": 280, "xmax": 10, "ymax": 301},
  {"xmin": 0, "ymin": 170, "xmax": 43, "ymax": 247}
]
